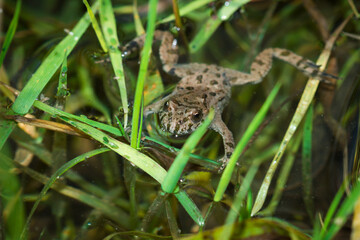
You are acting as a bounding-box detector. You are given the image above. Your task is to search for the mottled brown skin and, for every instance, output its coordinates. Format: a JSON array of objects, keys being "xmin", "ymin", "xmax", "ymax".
[{"xmin": 123, "ymin": 31, "xmax": 330, "ymax": 169}]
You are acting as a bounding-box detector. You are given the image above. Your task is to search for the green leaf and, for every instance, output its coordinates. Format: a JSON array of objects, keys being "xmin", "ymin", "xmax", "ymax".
[
  {"xmin": 130, "ymin": 0, "xmax": 158, "ymax": 148},
  {"xmin": 214, "ymin": 82, "xmax": 281, "ymax": 202},
  {"xmin": 99, "ymin": 0, "xmax": 128, "ymax": 126}
]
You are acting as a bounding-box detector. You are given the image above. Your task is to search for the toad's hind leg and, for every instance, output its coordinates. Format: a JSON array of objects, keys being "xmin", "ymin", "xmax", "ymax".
[
  {"xmin": 210, "ymin": 113, "xmax": 235, "ymax": 169},
  {"xmin": 121, "ymin": 30, "xmax": 179, "ymax": 71},
  {"xmin": 229, "ymin": 48, "xmax": 333, "ymax": 86}
]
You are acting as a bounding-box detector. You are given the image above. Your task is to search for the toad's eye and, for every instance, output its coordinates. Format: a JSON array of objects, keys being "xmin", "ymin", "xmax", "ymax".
[
  {"xmin": 162, "ymin": 101, "xmax": 169, "ymax": 111},
  {"xmin": 191, "ymin": 110, "xmax": 203, "ymax": 123}
]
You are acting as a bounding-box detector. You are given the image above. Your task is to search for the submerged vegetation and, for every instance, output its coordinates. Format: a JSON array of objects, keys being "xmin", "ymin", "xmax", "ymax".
[{"xmin": 0, "ymin": 0, "xmax": 359, "ymax": 239}]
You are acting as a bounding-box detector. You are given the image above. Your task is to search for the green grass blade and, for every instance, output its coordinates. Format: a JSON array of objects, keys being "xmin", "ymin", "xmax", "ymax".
[
  {"xmin": 133, "ymin": 0, "xmax": 145, "ymax": 35},
  {"xmin": 302, "ymin": 103, "xmax": 314, "ymax": 220},
  {"xmin": 58, "ymin": 112, "xmax": 204, "ymax": 225},
  {"xmin": 159, "ymin": 0, "xmax": 213, "ymax": 24},
  {"xmin": 130, "ymin": 0, "xmax": 158, "ymax": 148},
  {"xmin": 99, "ymin": 0, "xmax": 128, "ymax": 126},
  {"xmin": 20, "ymin": 148, "xmax": 110, "ymax": 239},
  {"xmin": 0, "ymin": 0, "xmax": 22, "ymax": 149},
  {"xmin": 189, "ymin": 0, "xmax": 251, "ymax": 53},
  {"xmin": 175, "ymin": 190, "xmax": 205, "ymax": 227},
  {"xmin": 0, "ymin": 0, "xmax": 21, "ymax": 68},
  {"xmin": 0, "ymin": 153, "xmax": 25, "ymax": 240},
  {"xmin": 11, "ymin": 1, "xmax": 99, "ymax": 115},
  {"xmin": 0, "ymin": 1, "xmax": 100, "ymax": 150},
  {"xmin": 161, "ymin": 108, "xmax": 215, "ymax": 193},
  {"xmin": 317, "ymin": 184, "xmax": 345, "ymax": 239},
  {"xmin": 221, "ymin": 145, "xmax": 279, "ymax": 240},
  {"xmin": 323, "ymin": 182, "xmax": 360, "ymax": 239},
  {"xmin": 214, "ymin": 82, "xmax": 281, "ymax": 202},
  {"xmin": 251, "ymin": 17, "xmax": 350, "ymax": 216},
  {"xmin": 260, "ymin": 134, "xmax": 302, "ymax": 216},
  {"xmin": 56, "ymin": 51, "xmax": 68, "ymax": 101},
  {"xmin": 78, "ymin": 65, "xmax": 111, "ymax": 123},
  {"xmin": 83, "ymin": 0, "xmax": 108, "ymax": 52},
  {"xmin": 59, "ymin": 116, "xmax": 168, "ymax": 183},
  {"xmin": 33, "ymin": 101, "xmax": 122, "ymax": 136}
]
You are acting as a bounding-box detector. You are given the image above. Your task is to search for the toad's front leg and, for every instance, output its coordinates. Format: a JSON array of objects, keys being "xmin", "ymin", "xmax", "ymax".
[
  {"xmin": 144, "ymin": 92, "xmax": 176, "ymax": 117},
  {"xmin": 210, "ymin": 113, "xmax": 235, "ymax": 171}
]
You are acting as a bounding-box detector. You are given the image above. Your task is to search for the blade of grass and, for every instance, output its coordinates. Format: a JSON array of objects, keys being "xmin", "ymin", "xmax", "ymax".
[
  {"xmin": 56, "ymin": 51, "xmax": 68, "ymax": 104},
  {"xmin": 323, "ymin": 181, "xmax": 360, "ymax": 239},
  {"xmin": 58, "ymin": 116, "xmax": 204, "ymax": 225},
  {"xmin": 77, "ymin": 65, "xmax": 111, "ymax": 123},
  {"xmin": 99, "ymin": 0, "xmax": 128, "ymax": 126},
  {"xmin": 260, "ymin": 133, "xmax": 302, "ymax": 216},
  {"xmin": 145, "ymin": 136, "xmax": 219, "ymax": 167},
  {"xmin": 0, "ymin": 0, "xmax": 21, "ymax": 68},
  {"xmin": 251, "ymin": 15, "xmax": 351, "ymax": 216},
  {"xmin": 220, "ymin": 144, "xmax": 279, "ymax": 240},
  {"xmin": 33, "ymin": 101, "xmax": 122, "ymax": 137},
  {"xmin": 130, "ymin": 0, "xmax": 158, "ymax": 148},
  {"xmin": 189, "ymin": 0, "xmax": 251, "ymax": 53},
  {"xmin": 165, "ymin": 198, "xmax": 180, "ymax": 239},
  {"xmin": 161, "ymin": 108, "xmax": 215, "ymax": 193},
  {"xmin": 171, "ymin": 0, "xmax": 183, "ymax": 29},
  {"xmin": 20, "ymin": 148, "xmax": 110, "ymax": 239},
  {"xmin": 83, "ymin": 0, "xmax": 108, "ymax": 52},
  {"xmin": 302, "ymin": 103, "xmax": 314, "ymax": 221},
  {"xmin": 159, "ymin": 0, "xmax": 213, "ymax": 24},
  {"xmin": 59, "ymin": 116, "xmax": 167, "ymax": 183},
  {"xmin": 214, "ymin": 82, "xmax": 281, "ymax": 202},
  {"xmin": 316, "ymin": 184, "xmax": 345, "ymax": 239},
  {"xmin": 0, "ymin": 1, "xmax": 100, "ymax": 150},
  {"xmin": 174, "ymin": 190, "xmax": 205, "ymax": 227},
  {"xmin": 133, "ymin": 0, "xmax": 145, "ymax": 35},
  {"xmin": 0, "ymin": 153, "xmax": 25, "ymax": 240},
  {"xmin": 11, "ymin": 1, "xmax": 99, "ymax": 114}
]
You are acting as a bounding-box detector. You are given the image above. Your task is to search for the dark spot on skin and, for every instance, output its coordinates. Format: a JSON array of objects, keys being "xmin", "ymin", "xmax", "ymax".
[
  {"xmin": 255, "ymin": 59, "xmax": 264, "ymax": 66},
  {"xmin": 296, "ymin": 58, "xmax": 306, "ymax": 67},
  {"xmin": 306, "ymin": 61, "xmax": 320, "ymax": 68},
  {"xmin": 202, "ymin": 93, "xmax": 208, "ymax": 99},
  {"xmin": 196, "ymin": 75, "xmax": 203, "ymax": 82},
  {"xmin": 178, "ymin": 86, "xmax": 184, "ymax": 90},
  {"xmin": 187, "ymin": 123, "xmax": 193, "ymax": 130},
  {"xmin": 175, "ymin": 125, "xmax": 180, "ymax": 133},
  {"xmin": 127, "ymin": 41, "xmax": 139, "ymax": 51},
  {"xmin": 187, "ymin": 70, "xmax": 194, "ymax": 75},
  {"xmin": 216, "ymin": 66, "xmax": 221, "ymax": 71},
  {"xmin": 280, "ymin": 50, "xmax": 291, "ymax": 56},
  {"xmin": 216, "ymin": 73, "xmax": 221, "ymax": 78},
  {"xmin": 219, "ymin": 97, "xmax": 225, "ymax": 102},
  {"xmin": 210, "ymin": 92, "xmax": 216, "ymax": 96},
  {"xmin": 223, "ymin": 80, "xmax": 230, "ymax": 86},
  {"xmin": 186, "ymin": 86, "xmax": 194, "ymax": 90},
  {"xmin": 203, "ymin": 68, "xmax": 209, "ymax": 73},
  {"xmin": 226, "ymin": 152, "xmax": 232, "ymax": 158},
  {"xmin": 226, "ymin": 142, "xmax": 234, "ymax": 148},
  {"xmin": 167, "ymin": 123, "xmax": 171, "ymax": 130},
  {"xmin": 210, "ymin": 80, "xmax": 218, "ymax": 85},
  {"xmin": 311, "ymin": 70, "xmax": 319, "ymax": 76},
  {"xmin": 251, "ymin": 68, "xmax": 256, "ymax": 71},
  {"xmin": 167, "ymin": 49, "xmax": 177, "ymax": 54},
  {"xmin": 168, "ymin": 68, "xmax": 176, "ymax": 75}
]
